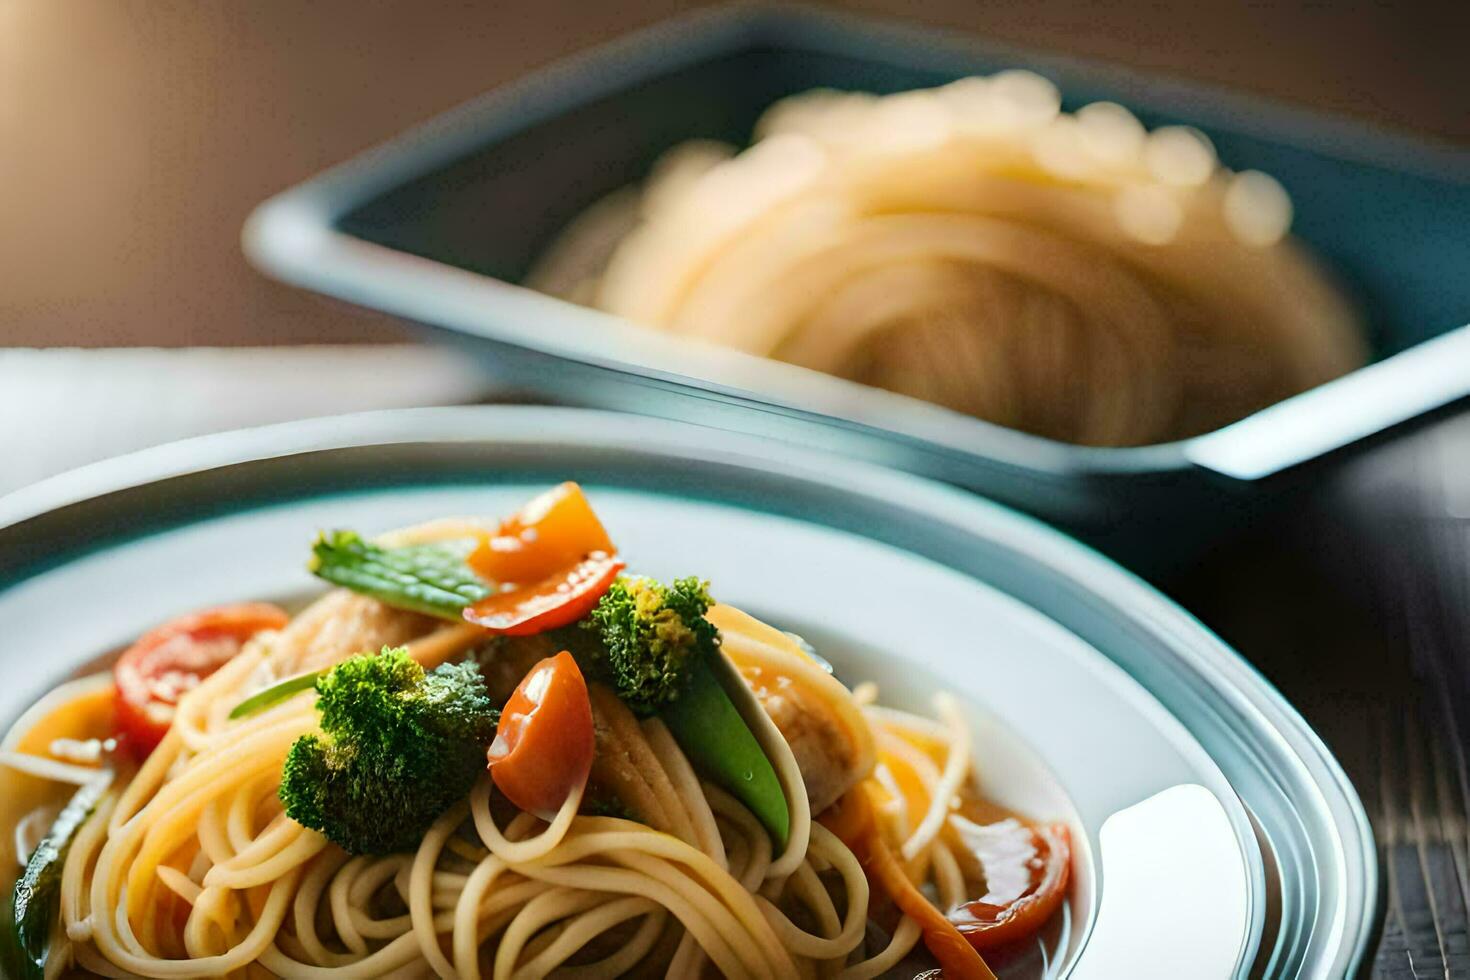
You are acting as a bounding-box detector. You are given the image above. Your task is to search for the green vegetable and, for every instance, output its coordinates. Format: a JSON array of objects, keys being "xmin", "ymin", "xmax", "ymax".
[
  {"xmin": 308, "ymin": 531, "xmax": 492, "ymax": 620},
  {"xmin": 3, "ymin": 769, "xmax": 112, "ymax": 980},
  {"xmin": 278, "ymin": 648, "xmax": 498, "ymax": 855},
  {"xmin": 228, "ymin": 670, "xmax": 321, "ymax": 719},
  {"xmin": 663, "ymin": 653, "xmax": 790, "ymax": 847},
  {"xmin": 308, "ymin": 527, "xmax": 792, "ymax": 847},
  {"xmin": 581, "ymin": 576, "xmax": 789, "ymax": 845},
  {"xmin": 582, "ymin": 576, "xmax": 716, "ymax": 715}
]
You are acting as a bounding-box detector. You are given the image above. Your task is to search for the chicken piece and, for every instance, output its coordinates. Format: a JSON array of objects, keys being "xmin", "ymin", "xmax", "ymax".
[
  {"xmin": 736, "ymin": 662, "xmax": 863, "ymax": 813},
  {"xmin": 475, "ymin": 634, "xmax": 561, "ymax": 705},
  {"xmin": 271, "ymin": 590, "xmax": 439, "ymax": 675},
  {"xmin": 585, "ymin": 683, "xmax": 691, "ymax": 836},
  {"xmin": 710, "ymin": 605, "xmax": 875, "ymax": 815}
]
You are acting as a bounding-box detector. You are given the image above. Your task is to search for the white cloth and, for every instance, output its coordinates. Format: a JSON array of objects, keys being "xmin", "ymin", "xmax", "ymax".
[{"xmin": 0, "ymin": 345, "xmax": 493, "ymax": 495}]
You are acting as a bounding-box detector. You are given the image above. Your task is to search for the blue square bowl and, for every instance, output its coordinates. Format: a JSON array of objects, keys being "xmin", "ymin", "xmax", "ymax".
[{"xmin": 244, "ymin": 4, "xmax": 1470, "ymax": 568}]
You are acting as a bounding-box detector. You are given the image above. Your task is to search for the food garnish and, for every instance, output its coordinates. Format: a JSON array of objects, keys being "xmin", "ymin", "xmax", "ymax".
[{"xmin": 278, "ymin": 648, "xmax": 498, "ymax": 855}]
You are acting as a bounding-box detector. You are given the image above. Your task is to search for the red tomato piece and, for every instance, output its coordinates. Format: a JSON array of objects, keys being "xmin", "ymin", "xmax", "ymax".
[
  {"xmin": 114, "ymin": 603, "xmax": 289, "ymax": 758},
  {"xmin": 822, "ymin": 788, "xmax": 997, "ymax": 980},
  {"xmin": 949, "ymin": 821, "xmax": 1072, "ymax": 950},
  {"xmin": 468, "ymin": 482, "xmax": 616, "ymax": 588},
  {"xmin": 463, "ymin": 552, "xmax": 623, "ymax": 636},
  {"xmin": 487, "ymin": 650, "xmax": 595, "ymax": 819}
]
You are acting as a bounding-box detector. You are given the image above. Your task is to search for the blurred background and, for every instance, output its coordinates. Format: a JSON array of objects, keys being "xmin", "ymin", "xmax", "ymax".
[
  {"xmin": 3, "ymin": 3, "xmax": 1469, "ymax": 975},
  {"xmin": 4, "ymin": 0, "xmax": 1466, "ymax": 488},
  {"xmin": 2, "ymin": 0, "xmax": 1465, "ymax": 350}
]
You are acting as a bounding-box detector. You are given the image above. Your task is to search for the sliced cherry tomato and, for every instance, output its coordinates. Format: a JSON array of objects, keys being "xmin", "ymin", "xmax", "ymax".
[
  {"xmin": 948, "ymin": 820, "xmax": 1072, "ymax": 950},
  {"xmin": 114, "ymin": 603, "xmax": 289, "ymax": 758},
  {"xmin": 823, "ymin": 788, "xmax": 997, "ymax": 980},
  {"xmin": 487, "ymin": 650, "xmax": 595, "ymax": 819},
  {"xmin": 468, "ymin": 482, "xmax": 615, "ymax": 587},
  {"xmin": 463, "ymin": 552, "xmax": 623, "ymax": 636}
]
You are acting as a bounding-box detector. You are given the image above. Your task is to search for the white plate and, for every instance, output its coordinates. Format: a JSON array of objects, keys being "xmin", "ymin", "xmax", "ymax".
[{"xmin": 0, "ymin": 406, "xmax": 1376, "ymax": 977}]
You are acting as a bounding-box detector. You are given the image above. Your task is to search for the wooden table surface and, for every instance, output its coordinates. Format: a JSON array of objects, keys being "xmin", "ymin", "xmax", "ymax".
[{"xmin": 1171, "ymin": 411, "xmax": 1470, "ymax": 979}]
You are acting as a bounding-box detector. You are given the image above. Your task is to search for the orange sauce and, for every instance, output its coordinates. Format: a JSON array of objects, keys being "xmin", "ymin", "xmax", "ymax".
[{"xmin": 0, "ymin": 677, "xmax": 116, "ymax": 891}]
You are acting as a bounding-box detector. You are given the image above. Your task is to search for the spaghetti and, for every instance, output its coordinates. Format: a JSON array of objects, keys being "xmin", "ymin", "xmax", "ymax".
[
  {"xmin": 530, "ymin": 72, "xmax": 1366, "ymax": 446},
  {"xmin": 1, "ymin": 483, "xmax": 1071, "ymax": 978}
]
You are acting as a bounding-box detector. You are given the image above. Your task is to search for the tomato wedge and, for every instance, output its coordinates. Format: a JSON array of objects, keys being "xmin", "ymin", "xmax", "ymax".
[
  {"xmin": 114, "ymin": 603, "xmax": 289, "ymax": 758},
  {"xmin": 468, "ymin": 482, "xmax": 615, "ymax": 587},
  {"xmin": 487, "ymin": 650, "xmax": 595, "ymax": 818},
  {"xmin": 463, "ymin": 552, "xmax": 623, "ymax": 636},
  {"xmin": 823, "ymin": 788, "xmax": 997, "ymax": 980},
  {"xmin": 948, "ymin": 820, "xmax": 1072, "ymax": 950}
]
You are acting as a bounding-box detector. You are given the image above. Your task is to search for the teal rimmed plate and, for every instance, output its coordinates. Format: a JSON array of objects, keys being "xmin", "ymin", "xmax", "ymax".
[{"xmin": 0, "ymin": 406, "xmax": 1376, "ymax": 976}]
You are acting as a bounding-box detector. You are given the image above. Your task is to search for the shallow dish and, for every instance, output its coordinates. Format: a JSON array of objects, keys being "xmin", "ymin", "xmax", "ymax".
[
  {"xmin": 0, "ymin": 406, "xmax": 1375, "ymax": 976},
  {"xmin": 243, "ymin": 4, "xmax": 1470, "ymax": 568}
]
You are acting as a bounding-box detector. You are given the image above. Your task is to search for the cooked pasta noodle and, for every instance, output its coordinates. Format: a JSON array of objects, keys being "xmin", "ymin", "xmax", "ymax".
[
  {"xmin": 2, "ymin": 490, "xmax": 1072, "ymax": 978},
  {"xmin": 530, "ymin": 72, "xmax": 1366, "ymax": 446}
]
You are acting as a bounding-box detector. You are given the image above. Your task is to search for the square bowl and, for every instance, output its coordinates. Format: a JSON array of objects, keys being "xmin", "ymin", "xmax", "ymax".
[{"xmin": 244, "ymin": 3, "xmax": 1470, "ymax": 567}]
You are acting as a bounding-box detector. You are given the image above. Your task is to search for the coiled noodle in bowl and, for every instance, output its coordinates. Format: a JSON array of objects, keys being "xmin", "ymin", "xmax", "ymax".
[
  {"xmin": 530, "ymin": 72, "xmax": 1366, "ymax": 447},
  {"xmin": 1, "ymin": 483, "xmax": 1072, "ymax": 979}
]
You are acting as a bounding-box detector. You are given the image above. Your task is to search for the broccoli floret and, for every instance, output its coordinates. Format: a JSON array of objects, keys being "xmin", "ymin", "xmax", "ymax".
[
  {"xmin": 583, "ymin": 576, "xmax": 717, "ymax": 716},
  {"xmin": 279, "ymin": 648, "xmax": 498, "ymax": 855}
]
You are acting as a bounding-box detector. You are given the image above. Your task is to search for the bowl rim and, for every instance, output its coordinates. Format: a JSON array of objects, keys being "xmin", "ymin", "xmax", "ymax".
[{"xmin": 0, "ymin": 405, "xmax": 1379, "ymax": 976}]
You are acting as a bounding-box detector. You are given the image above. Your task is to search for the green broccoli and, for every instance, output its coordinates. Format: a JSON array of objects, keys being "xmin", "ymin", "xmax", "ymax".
[
  {"xmin": 279, "ymin": 648, "xmax": 498, "ymax": 855},
  {"xmin": 582, "ymin": 575, "xmax": 791, "ymax": 844},
  {"xmin": 582, "ymin": 576, "xmax": 717, "ymax": 715}
]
